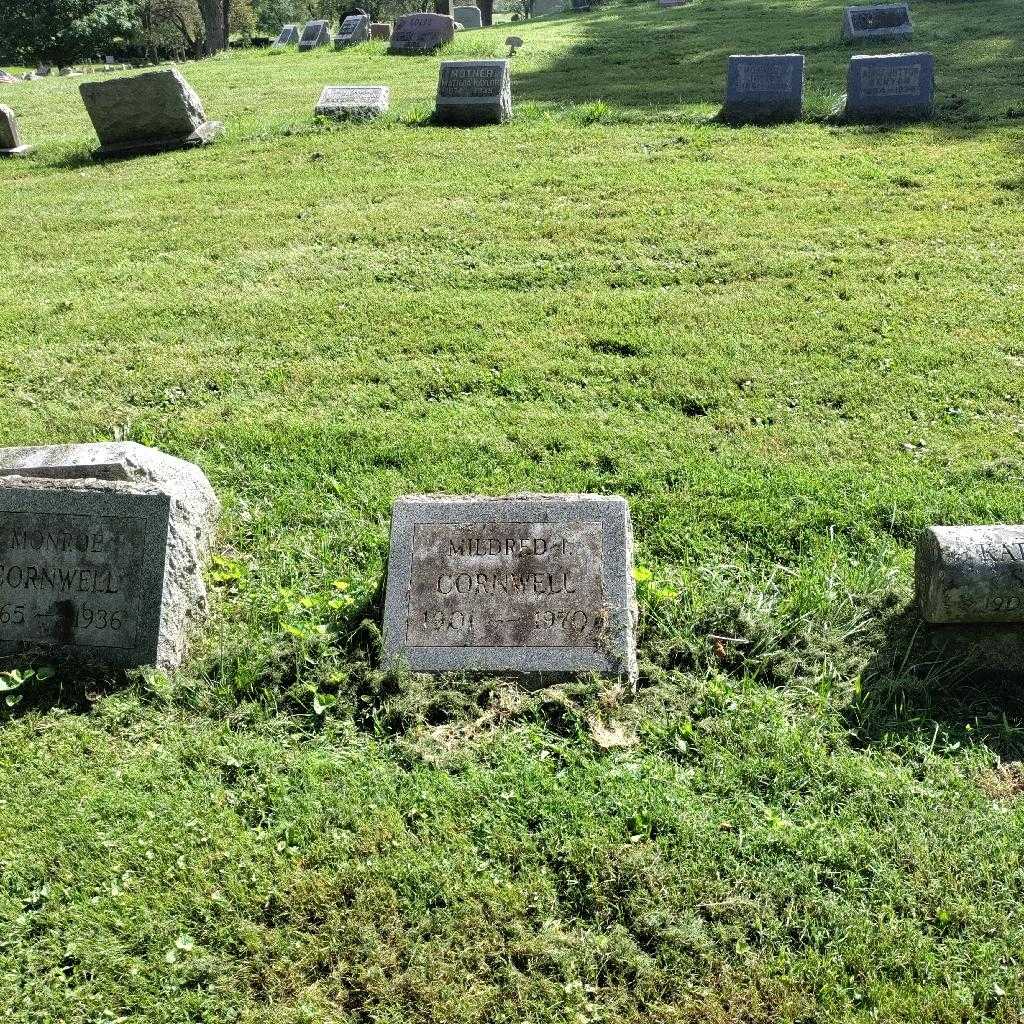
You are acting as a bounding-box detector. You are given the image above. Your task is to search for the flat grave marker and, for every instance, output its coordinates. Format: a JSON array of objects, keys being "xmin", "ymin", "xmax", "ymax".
[
  {"xmin": 389, "ymin": 12, "xmax": 456, "ymax": 55},
  {"xmin": 723, "ymin": 53, "xmax": 804, "ymax": 123},
  {"xmin": 843, "ymin": 3, "xmax": 912, "ymax": 42},
  {"xmin": 370, "ymin": 22, "xmax": 393, "ymax": 39},
  {"xmin": 315, "ymin": 84, "xmax": 390, "ymax": 119},
  {"xmin": 841, "ymin": 51, "xmax": 934, "ymax": 121},
  {"xmin": 435, "ymin": 58, "xmax": 512, "ymax": 125}
]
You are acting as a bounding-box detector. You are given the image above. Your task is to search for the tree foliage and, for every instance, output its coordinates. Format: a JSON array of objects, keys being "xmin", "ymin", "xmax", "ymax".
[{"xmin": 0, "ymin": 0, "xmax": 137, "ymax": 65}]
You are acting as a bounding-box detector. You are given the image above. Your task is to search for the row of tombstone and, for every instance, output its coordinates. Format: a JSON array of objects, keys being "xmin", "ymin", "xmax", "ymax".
[{"xmin": 0, "ymin": 442, "xmax": 1021, "ymax": 680}]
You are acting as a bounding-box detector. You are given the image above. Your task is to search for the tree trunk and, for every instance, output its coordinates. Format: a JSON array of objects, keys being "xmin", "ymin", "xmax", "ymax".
[
  {"xmin": 479, "ymin": 0, "xmax": 493, "ymax": 24},
  {"xmin": 198, "ymin": 0, "xmax": 226, "ymax": 53},
  {"xmin": 434, "ymin": 0, "xmax": 453, "ymax": 16}
]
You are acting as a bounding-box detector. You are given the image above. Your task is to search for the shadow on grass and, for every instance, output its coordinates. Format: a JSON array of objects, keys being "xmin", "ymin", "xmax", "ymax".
[{"xmin": 514, "ymin": 0, "xmax": 1024, "ymax": 134}]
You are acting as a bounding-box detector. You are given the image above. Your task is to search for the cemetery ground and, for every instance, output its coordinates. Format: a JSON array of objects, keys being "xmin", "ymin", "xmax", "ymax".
[{"xmin": 2, "ymin": 0, "xmax": 1024, "ymax": 1019}]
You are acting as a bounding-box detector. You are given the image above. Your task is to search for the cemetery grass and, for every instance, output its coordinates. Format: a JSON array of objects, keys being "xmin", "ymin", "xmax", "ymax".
[{"xmin": 2, "ymin": 0, "xmax": 1024, "ymax": 1020}]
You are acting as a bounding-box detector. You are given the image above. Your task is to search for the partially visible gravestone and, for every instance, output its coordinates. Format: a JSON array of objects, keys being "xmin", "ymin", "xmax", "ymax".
[
  {"xmin": 389, "ymin": 12, "xmax": 456, "ymax": 54},
  {"xmin": 0, "ymin": 105, "xmax": 32, "ymax": 157},
  {"xmin": 370, "ymin": 22, "xmax": 392, "ymax": 39},
  {"xmin": 0, "ymin": 70, "xmax": 18, "ymax": 85},
  {"xmin": 435, "ymin": 59, "xmax": 512, "ymax": 125},
  {"xmin": 36, "ymin": 66, "xmax": 52, "ymax": 77},
  {"xmin": 723, "ymin": 53, "xmax": 804, "ymax": 123},
  {"xmin": 659, "ymin": 0, "xmax": 688, "ymax": 6},
  {"xmin": 841, "ymin": 51, "xmax": 934, "ymax": 121},
  {"xmin": 334, "ymin": 14, "xmax": 371, "ymax": 47},
  {"xmin": 273, "ymin": 23, "xmax": 301, "ymax": 46},
  {"xmin": 571, "ymin": 0, "xmax": 591, "ymax": 10},
  {"xmin": 843, "ymin": 3, "xmax": 912, "ymax": 42},
  {"xmin": 506, "ymin": 35, "xmax": 523, "ymax": 55},
  {"xmin": 382, "ymin": 494, "xmax": 638, "ymax": 679},
  {"xmin": 917, "ymin": 526, "xmax": 1024, "ymax": 624},
  {"xmin": 80, "ymin": 68, "xmax": 223, "ymax": 158},
  {"xmin": 298, "ymin": 19, "xmax": 332, "ymax": 51},
  {"xmin": 315, "ymin": 84, "xmax": 389, "ymax": 119},
  {"xmin": 0, "ymin": 443, "xmax": 219, "ymax": 669},
  {"xmin": 454, "ymin": 5, "xmax": 483, "ymax": 28}
]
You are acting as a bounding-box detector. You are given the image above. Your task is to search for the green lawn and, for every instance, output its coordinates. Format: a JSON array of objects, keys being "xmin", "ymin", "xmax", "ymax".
[{"xmin": 2, "ymin": 1, "xmax": 1024, "ymax": 1020}]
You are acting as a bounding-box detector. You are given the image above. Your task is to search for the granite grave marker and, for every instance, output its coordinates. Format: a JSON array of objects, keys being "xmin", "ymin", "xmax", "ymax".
[
  {"xmin": 723, "ymin": 53, "xmax": 804, "ymax": 123},
  {"xmin": 454, "ymin": 5, "xmax": 483, "ymax": 28},
  {"xmin": 335, "ymin": 14, "xmax": 371, "ymax": 47},
  {"xmin": 0, "ymin": 105, "xmax": 32, "ymax": 157},
  {"xmin": 841, "ymin": 51, "xmax": 934, "ymax": 121},
  {"xmin": 298, "ymin": 19, "xmax": 332, "ymax": 51},
  {"xmin": 273, "ymin": 23, "xmax": 301, "ymax": 46},
  {"xmin": 389, "ymin": 12, "xmax": 456, "ymax": 55},
  {"xmin": 843, "ymin": 3, "xmax": 912, "ymax": 42},
  {"xmin": 370, "ymin": 22, "xmax": 393, "ymax": 39},
  {"xmin": 315, "ymin": 84, "xmax": 390, "ymax": 119},
  {"xmin": 435, "ymin": 58, "xmax": 512, "ymax": 125}
]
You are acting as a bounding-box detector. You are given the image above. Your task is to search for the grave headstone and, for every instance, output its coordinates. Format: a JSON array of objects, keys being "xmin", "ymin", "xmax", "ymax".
[
  {"xmin": 843, "ymin": 3, "xmax": 912, "ymax": 42},
  {"xmin": 659, "ymin": 0, "xmax": 689, "ymax": 7},
  {"xmin": 454, "ymin": 5, "xmax": 483, "ymax": 28},
  {"xmin": 841, "ymin": 51, "xmax": 934, "ymax": 121},
  {"xmin": 334, "ymin": 14, "xmax": 371, "ymax": 48},
  {"xmin": 315, "ymin": 84, "xmax": 390, "ymax": 119},
  {"xmin": 0, "ymin": 443, "xmax": 219, "ymax": 668},
  {"xmin": 298, "ymin": 19, "xmax": 332, "ymax": 51},
  {"xmin": 382, "ymin": 494, "xmax": 638, "ymax": 679},
  {"xmin": 105, "ymin": 55, "xmax": 116, "ymax": 65},
  {"xmin": 36, "ymin": 65, "xmax": 52, "ymax": 77},
  {"xmin": 389, "ymin": 12, "xmax": 456, "ymax": 55},
  {"xmin": 0, "ymin": 70, "xmax": 18, "ymax": 85},
  {"xmin": 370, "ymin": 22, "xmax": 393, "ymax": 39},
  {"xmin": 80, "ymin": 68, "xmax": 223, "ymax": 158},
  {"xmin": 273, "ymin": 23, "xmax": 301, "ymax": 46},
  {"xmin": 571, "ymin": 0, "xmax": 591, "ymax": 10},
  {"xmin": 435, "ymin": 58, "xmax": 512, "ymax": 125},
  {"xmin": 723, "ymin": 53, "xmax": 804, "ymax": 123},
  {"xmin": 0, "ymin": 105, "xmax": 32, "ymax": 157}
]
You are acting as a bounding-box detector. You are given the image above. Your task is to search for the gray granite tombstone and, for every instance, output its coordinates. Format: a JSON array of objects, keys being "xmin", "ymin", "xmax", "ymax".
[
  {"xmin": 0, "ymin": 105, "xmax": 32, "ymax": 157},
  {"xmin": 659, "ymin": 0, "xmax": 688, "ymax": 6},
  {"xmin": 298, "ymin": 19, "xmax": 332, "ymax": 51},
  {"xmin": 435, "ymin": 59, "xmax": 512, "ymax": 125},
  {"xmin": 841, "ymin": 51, "xmax": 934, "ymax": 122},
  {"xmin": 454, "ymin": 5, "xmax": 483, "ymax": 28},
  {"xmin": 389, "ymin": 12, "xmax": 456, "ymax": 55},
  {"xmin": 273, "ymin": 23, "xmax": 301, "ymax": 46},
  {"xmin": 334, "ymin": 14, "xmax": 371, "ymax": 47},
  {"xmin": 0, "ymin": 443, "xmax": 219, "ymax": 669},
  {"xmin": 723, "ymin": 54, "xmax": 804, "ymax": 123},
  {"xmin": 843, "ymin": 3, "xmax": 912, "ymax": 42},
  {"xmin": 370, "ymin": 22, "xmax": 393, "ymax": 39},
  {"xmin": 80, "ymin": 68, "xmax": 223, "ymax": 158},
  {"xmin": 383, "ymin": 494, "xmax": 637, "ymax": 679},
  {"xmin": 571, "ymin": 0, "xmax": 591, "ymax": 10},
  {"xmin": 315, "ymin": 84, "xmax": 390, "ymax": 119}
]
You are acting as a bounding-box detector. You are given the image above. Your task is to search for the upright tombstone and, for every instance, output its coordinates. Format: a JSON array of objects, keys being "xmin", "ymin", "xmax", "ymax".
[
  {"xmin": 273, "ymin": 23, "xmax": 302, "ymax": 46},
  {"xmin": 723, "ymin": 54, "xmax": 804, "ymax": 123},
  {"xmin": 571, "ymin": 0, "xmax": 591, "ymax": 10},
  {"xmin": 370, "ymin": 22, "xmax": 393, "ymax": 39},
  {"xmin": 334, "ymin": 14, "xmax": 371, "ymax": 48},
  {"xmin": 841, "ymin": 51, "xmax": 934, "ymax": 122},
  {"xmin": 843, "ymin": 3, "xmax": 912, "ymax": 42},
  {"xmin": 0, "ymin": 105, "xmax": 33, "ymax": 157},
  {"xmin": 0, "ymin": 443, "xmax": 219, "ymax": 669},
  {"xmin": 298, "ymin": 19, "xmax": 332, "ymax": 51},
  {"xmin": 36, "ymin": 65, "xmax": 52, "ymax": 77},
  {"xmin": 315, "ymin": 84, "xmax": 390, "ymax": 119},
  {"xmin": 454, "ymin": 5, "xmax": 483, "ymax": 28},
  {"xmin": 383, "ymin": 494, "xmax": 638, "ymax": 679},
  {"xmin": 435, "ymin": 59, "xmax": 512, "ymax": 125},
  {"xmin": 80, "ymin": 68, "xmax": 223, "ymax": 158},
  {"xmin": 389, "ymin": 12, "xmax": 456, "ymax": 55}
]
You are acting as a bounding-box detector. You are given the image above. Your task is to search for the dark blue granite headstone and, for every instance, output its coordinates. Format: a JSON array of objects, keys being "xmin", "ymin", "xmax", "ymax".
[
  {"xmin": 723, "ymin": 54, "xmax": 804, "ymax": 123},
  {"xmin": 844, "ymin": 52, "xmax": 934, "ymax": 122}
]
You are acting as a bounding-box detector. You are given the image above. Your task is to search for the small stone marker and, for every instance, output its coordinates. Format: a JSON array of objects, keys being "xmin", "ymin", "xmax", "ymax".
[
  {"xmin": 917, "ymin": 526, "xmax": 1024, "ymax": 624},
  {"xmin": 843, "ymin": 3, "xmax": 912, "ymax": 42},
  {"xmin": 389, "ymin": 12, "xmax": 456, "ymax": 55},
  {"xmin": 370, "ymin": 22, "xmax": 393, "ymax": 40},
  {"xmin": 506, "ymin": 35, "xmax": 523, "ymax": 55},
  {"xmin": 723, "ymin": 53, "xmax": 804, "ymax": 123},
  {"xmin": 0, "ymin": 105, "xmax": 32, "ymax": 156},
  {"xmin": 0, "ymin": 442, "xmax": 219, "ymax": 669},
  {"xmin": 572, "ymin": 0, "xmax": 591, "ymax": 10},
  {"xmin": 298, "ymin": 19, "xmax": 332, "ymax": 51},
  {"xmin": 841, "ymin": 51, "xmax": 934, "ymax": 122},
  {"xmin": 0, "ymin": 70, "xmax": 18, "ymax": 85},
  {"xmin": 454, "ymin": 5, "xmax": 483, "ymax": 28},
  {"xmin": 659, "ymin": 0, "xmax": 688, "ymax": 6},
  {"xmin": 315, "ymin": 84, "xmax": 389, "ymax": 119},
  {"xmin": 383, "ymin": 494, "xmax": 638, "ymax": 679},
  {"xmin": 273, "ymin": 23, "xmax": 301, "ymax": 46},
  {"xmin": 435, "ymin": 59, "xmax": 512, "ymax": 125},
  {"xmin": 36, "ymin": 65, "xmax": 52, "ymax": 77},
  {"xmin": 80, "ymin": 68, "xmax": 223, "ymax": 158},
  {"xmin": 335, "ymin": 14, "xmax": 371, "ymax": 47}
]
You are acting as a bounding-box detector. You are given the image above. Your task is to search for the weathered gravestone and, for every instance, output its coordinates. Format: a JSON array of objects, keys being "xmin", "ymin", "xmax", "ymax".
[
  {"xmin": 0, "ymin": 443, "xmax": 219, "ymax": 669},
  {"xmin": 80, "ymin": 68, "xmax": 223, "ymax": 158},
  {"xmin": 334, "ymin": 14, "xmax": 371, "ymax": 47},
  {"xmin": 370, "ymin": 22, "xmax": 393, "ymax": 39},
  {"xmin": 454, "ymin": 5, "xmax": 483, "ymax": 28},
  {"xmin": 840, "ymin": 51, "xmax": 934, "ymax": 121},
  {"xmin": 659, "ymin": 0, "xmax": 688, "ymax": 7},
  {"xmin": 383, "ymin": 494, "xmax": 638, "ymax": 679},
  {"xmin": 389, "ymin": 12, "xmax": 456, "ymax": 55},
  {"xmin": 36, "ymin": 66, "xmax": 52, "ymax": 77},
  {"xmin": 315, "ymin": 84, "xmax": 390, "ymax": 119},
  {"xmin": 273, "ymin": 23, "xmax": 301, "ymax": 46},
  {"xmin": 0, "ymin": 105, "xmax": 32, "ymax": 156},
  {"xmin": 843, "ymin": 3, "xmax": 912, "ymax": 42},
  {"xmin": 723, "ymin": 53, "xmax": 804, "ymax": 123},
  {"xmin": 571, "ymin": 0, "xmax": 591, "ymax": 10},
  {"xmin": 298, "ymin": 19, "xmax": 332, "ymax": 51},
  {"xmin": 0, "ymin": 70, "xmax": 18, "ymax": 85},
  {"xmin": 435, "ymin": 59, "xmax": 511, "ymax": 125}
]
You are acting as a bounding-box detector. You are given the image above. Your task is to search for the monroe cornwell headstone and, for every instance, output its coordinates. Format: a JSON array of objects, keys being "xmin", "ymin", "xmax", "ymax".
[
  {"xmin": 315, "ymin": 85, "xmax": 390, "ymax": 119},
  {"xmin": 0, "ymin": 443, "xmax": 219, "ymax": 668},
  {"xmin": 80, "ymin": 68, "xmax": 223, "ymax": 158},
  {"xmin": 334, "ymin": 14, "xmax": 371, "ymax": 48},
  {"xmin": 435, "ymin": 59, "xmax": 512, "ymax": 125},
  {"xmin": 0, "ymin": 105, "xmax": 33, "ymax": 157},
  {"xmin": 841, "ymin": 52, "xmax": 934, "ymax": 121},
  {"xmin": 843, "ymin": 3, "xmax": 912, "ymax": 42},
  {"xmin": 723, "ymin": 54, "xmax": 804, "ymax": 123},
  {"xmin": 298, "ymin": 19, "xmax": 332, "ymax": 51},
  {"xmin": 383, "ymin": 494, "xmax": 638, "ymax": 679},
  {"xmin": 389, "ymin": 12, "xmax": 456, "ymax": 55}
]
